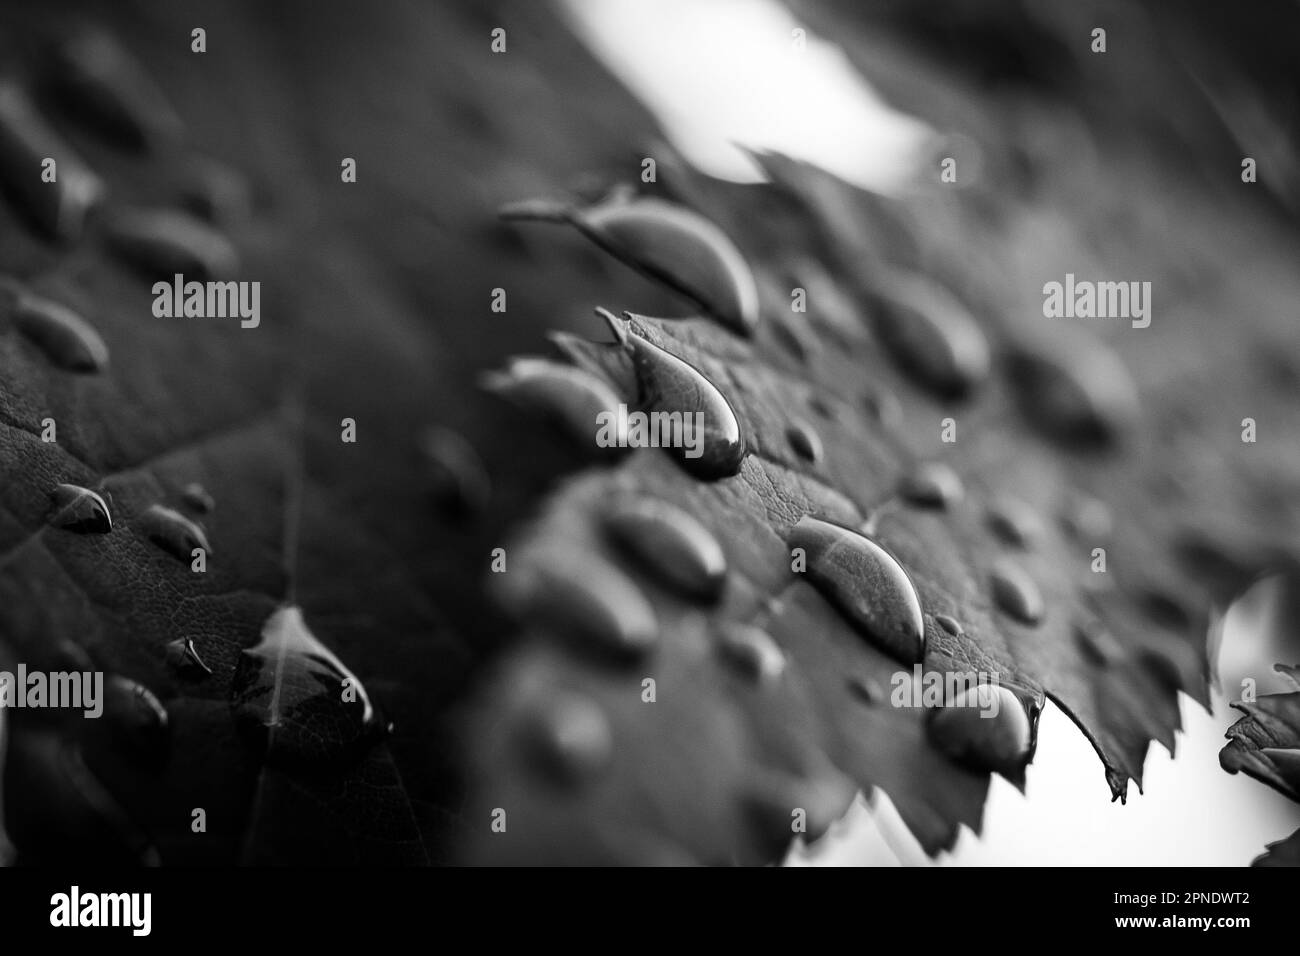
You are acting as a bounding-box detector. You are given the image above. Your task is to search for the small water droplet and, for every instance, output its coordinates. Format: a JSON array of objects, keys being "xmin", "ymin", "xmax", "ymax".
[
  {"xmin": 521, "ymin": 691, "xmax": 613, "ymax": 785},
  {"xmin": 138, "ymin": 504, "xmax": 210, "ymax": 562},
  {"xmin": 788, "ymin": 516, "xmax": 926, "ymax": 663},
  {"xmin": 180, "ymin": 482, "xmax": 214, "ymax": 514},
  {"xmin": 987, "ymin": 496, "xmax": 1044, "ymax": 549},
  {"xmin": 1008, "ymin": 343, "xmax": 1139, "ymax": 445},
  {"xmin": 848, "ymin": 675, "xmax": 884, "ymax": 704},
  {"xmin": 181, "ymin": 156, "xmax": 252, "ymax": 225},
  {"xmin": 990, "ymin": 559, "xmax": 1045, "ymax": 625},
  {"xmin": 496, "ymin": 551, "xmax": 659, "ymax": 659},
  {"xmin": 1073, "ymin": 620, "xmax": 1125, "ymax": 666},
  {"xmin": 105, "ymin": 208, "xmax": 238, "ymax": 280},
  {"xmin": 898, "ymin": 462, "xmax": 963, "ymax": 509},
  {"xmin": 716, "ymin": 623, "xmax": 786, "ymax": 683},
  {"xmin": 502, "ymin": 193, "xmax": 759, "ymax": 335},
  {"xmin": 934, "ymin": 613, "xmax": 963, "ymax": 636},
  {"xmin": 12, "ymin": 291, "xmax": 109, "ymax": 373},
  {"xmin": 232, "ymin": 605, "xmax": 380, "ymax": 768},
  {"xmin": 482, "ymin": 356, "xmax": 626, "ymax": 460},
  {"xmin": 166, "ymin": 637, "xmax": 213, "ymax": 676},
  {"xmin": 601, "ymin": 309, "xmax": 746, "ymax": 479},
  {"xmin": 863, "ymin": 387, "xmax": 902, "ymax": 427},
  {"xmin": 102, "ymin": 676, "xmax": 169, "ymax": 762},
  {"xmin": 604, "ymin": 496, "xmax": 726, "ymax": 602},
  {"xmin": 786, "ymin": 421, "xmax": 822, "ymax": 463},
  {"xmin": 1061, "ymin": 493, "xmax": 1113, "ymax": 541},
  {"xmin": 418, "ymin": 425, "xmax": 490, "ymax": 515},
  {"xmin": 928, "ymin": 684, "xmax": 1033, "ymax": 777},
  {"xmin": 870, "ymin": 271, "xmax": 991, "ymax": 398},
  {"xmin": 47, "ymin": 483, "xmax": 112, "ymax": 533}
]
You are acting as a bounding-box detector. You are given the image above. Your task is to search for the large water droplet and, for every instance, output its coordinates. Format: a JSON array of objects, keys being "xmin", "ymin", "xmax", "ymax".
[
  {"xmin": 870, "ymin": 271, "xmax": 991, "ymax": 398},
  {"xmin": 231, "ymin": 605, "xmax": 380, "ymax": 768},
  {"xmin": 716, "ymin": 623, "xmax": 786, "ymax": 683},
  {"xmin": 11, "ymin": 291, "xmax": 109, "ymax": 373},
  {"xmin": 990, "ymin": 559, "xmax": 1045, "ymax": 625},
  {"xmin": 102, "ymin": 676, "xmax": 169, "ymax": 763},
  {"xmin": 502, "ymin": 193, "xmax": 759, "ymax": 335},
  {"xmin": 105, "ymin": 208, "xmax": 238, "ymax": 280},
  {"xmin": 898, "ymin": 461, "xmax": 963, "ymax": 509},
  {"xmin": 601, "ymin": 309, "xmax": 745, "ymax": 479},
  {"xmin": 0, "ymin": 83, "xmax": 105, "ymax": 240},
  {"xmin": 496, "ymin": 551, "xmax": 659, "ymax": 660},
  {"xmin": 138, "ymin": 504, "xmax": 210, "ymax": 562},
  {"xmin": 604, "ymin": 496, "xmax": 727, "ymax": 602},
  {"xmin": 788, "ymin": 515, "xmax": 926, "ymax": 663},
  {"xmin": 482, "ymin": 356, "xmax": 626, "ymax": 460},
  {"xmin": 47, "ymin": 483, "xmax": 112, "ymax": 533},
  {"xmin": 928, "ymin": 684, "xmax": 1033, "ymax": 777},
  {"xmin": 1007, "ymin": 342, "xmax": 1139, "ymax": 445},
  {"xmin": 520, "ymin": 691, "xmax": 613, "ymax": 786}
]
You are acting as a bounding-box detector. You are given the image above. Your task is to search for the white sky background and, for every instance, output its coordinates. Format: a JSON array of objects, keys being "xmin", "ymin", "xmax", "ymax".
[{"xmin": 559, "ymin": 0, "xmax": 1300, "ymax": 865}]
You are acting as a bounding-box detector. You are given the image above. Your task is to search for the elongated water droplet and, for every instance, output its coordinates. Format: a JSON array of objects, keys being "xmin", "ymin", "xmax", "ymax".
[
  {"xmin": 870, "ymin": 271, "xmax": 990, "ymax": 398},
  {"xmin": 503, "ymin": 193, "xmax": 759, "ymax": 335},
  {"xmin": 1061, "ymin": 493, "xmax": 1113, "ymax": 541},
  {"xmin": 520, "ymin": 691, "xmax": 613, "ymax": 786},
  {"xmin": 232, "ymin": 605, "xmax": 380, "ymax": 768},
  {"xmin": 418, "ymin": 425, "xmax": 490, "ymax": 515},
  {"xmin": 47, "ymin": 483, "xmax": 112, "ymax": 533},
  {"xmin": 482, "ymin": 356, "xmax": 626, "ymax": 460},
  {"xmin": 786, "ymin": 420, "xmax": 822, "ymax": 463},
  {"xmin": 898, "ymin": 461, "xmax": 963, "ymax": 509},
  {"xmin": 990, "ymin": 559, "xmax": 1045, "ymax": 625},
  {"xmin": 166, "ymin": 637, "xmax": 213, "ymax": 676},
  {"xmin": 105, "ymin": 208, "xmax": 238, "ymax": 280},
  {"xmin": 716, "ymin": 623, "xmax": 786, "ymax": 683},
  {"xmin": 496, "ymin": 550, "xmax": 659, "ymax": 659},
  {"xmin": 1073, "ymin": 620, "xmax": 1125, "ymax": 666},
  {"xmin": 934, "ymin": 613, "xmax": 963, "ymax": 636},
  {"xmin": 1007, "ymin": 341, "xmax": 1139, "ymax": 445},
  {"xmin": 0, "ymin": 83, "xmax": 105, "ymax": 240},
  {"xmin": 788, "ymin": 515, "xmax": 926, "ymax": 663},
  {"xmin": 102, "ymin": 676, "xmax": 169, "ymax": 763},
  {"xmin": 180, "ymin": 482, "xmax": 214, "ymax": 514},
  {"xmin": 604, "ymin": 496, "xmax": 726, "ymax": 602},
  {"xmin": 139, "ymin": 504, "xmax": 210, "ymax": 562},
  {"xmin": 601, "ymin": 309, "xmax": 745, "ymax": 479},
  {"xmin": 987, "ymin": 496, "xmax": 1044, "ymax": 549},
  {"xmin": 12, "ymin": 291, "xmax": 109, "ymax": 373},
  {"xmin": 928, "ymin": 684, "xmax": 1033, "ymax": 777},
  {"xmin": 50, "ymin": 29, "xmax": 183, "ymax": 150}
]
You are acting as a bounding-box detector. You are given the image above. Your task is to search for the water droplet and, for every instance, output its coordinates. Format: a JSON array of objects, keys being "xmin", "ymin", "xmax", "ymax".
[
  {"xmin": 181, "ymin": 157, "xmax": 252, "ymax": 225},
  {"xmin": 716, "ymin": 623, "xmax": 786, "ymax": 683},
  {"xmin": 232, "ymin": 605, "xmax": 380, "ymax": 768},
  {"xmin": 604, "ymin": 496, "xmax": 726, "ymax": 602},
  {"xmin": 928, "ymin": 684, "xmax": 1033, "ymax": 777},
  {"xmin": 0, "ymin": 83, "xmax": 105, "ymax": 240},
  {"xmin": 1061, "ymin": 494, "xmax": 1113, "ymax": 541},
  {"xmin": 166, "ymin": 637, "xmax": 213, "ymax": 676},
  {"xmin": 482, "ymin": 356, "xmax": 626, "ymax": 460},
  {"xmin": 870, "ymin": 271, "xmax": 990, "ymax": 398},
  {"xmin": 898, "ymin": 462, "xmax": 963, "ymax": 509},
  {"xmin": 864, "ymin": 387, "xmax": 902, "ymax": 428},
  {"xmin": 50, "ymin": 29, "xmax": 183, "ymax": 151},
  {"xmin": 1007, "ymin": 342, "xmax": 1139, "ymax": 445},
  {"xmin": 934, "ymin": 613, "xmax": 963, "ymax": 636},
  {"xmin": 502, "ymin": 193, "xmax": 759, "ymax": 335},
  {"xmin": 102, "ymin": 676, "xmax": 169, "ymax": 763},
  {"xmin": 990, "ymin": 559, "xmax": 1045, "ymax": 625},
  {"xmin": 1073, "ymin": 620, "xmax": 1125, "ymax": 666},
  {"xmin": 105, "ymin": 208, "xmax": 238, "ymax": 280},
  {"xmin": 786, "ymin": 421, "xmax": 822, "ymax": 463},
  {"xmin": 788, "ymin": 516, "xmax": 926, "ymax": 663},
  {"xmin": 521, "ymin": 691, "xmax": 613, "ymax": 786},
  {"xmin": 848, "ymin": 675, "xmax": 884, "ymax": 704},
  {"xmin": 418, "ymin": 425, "xmax": 490, "ymax": 515},
  {"xmin": 12, "ymin": 291, "xmax": 109, "ymax": 373},
  {"xmin": 987, "ymin": 496, "xmax": 1044, "ymax": 548},
  {"xmin": 180, "ymin": 482, "xmax": 214, "ymax": 514},
  {"xmin": 601, "ymin": 309, "xmax": 746, "ymax": 479},
  {"xmin": 138, "ymin": 504, "xmax": 210, "ymax": 561},
  {"xmin": 47, "ymin": 483, "xmax": 112, "ymax": 533},
  {"xmin": 496, "ymin": 551, "xmax": 659, "ymax": 659}
]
